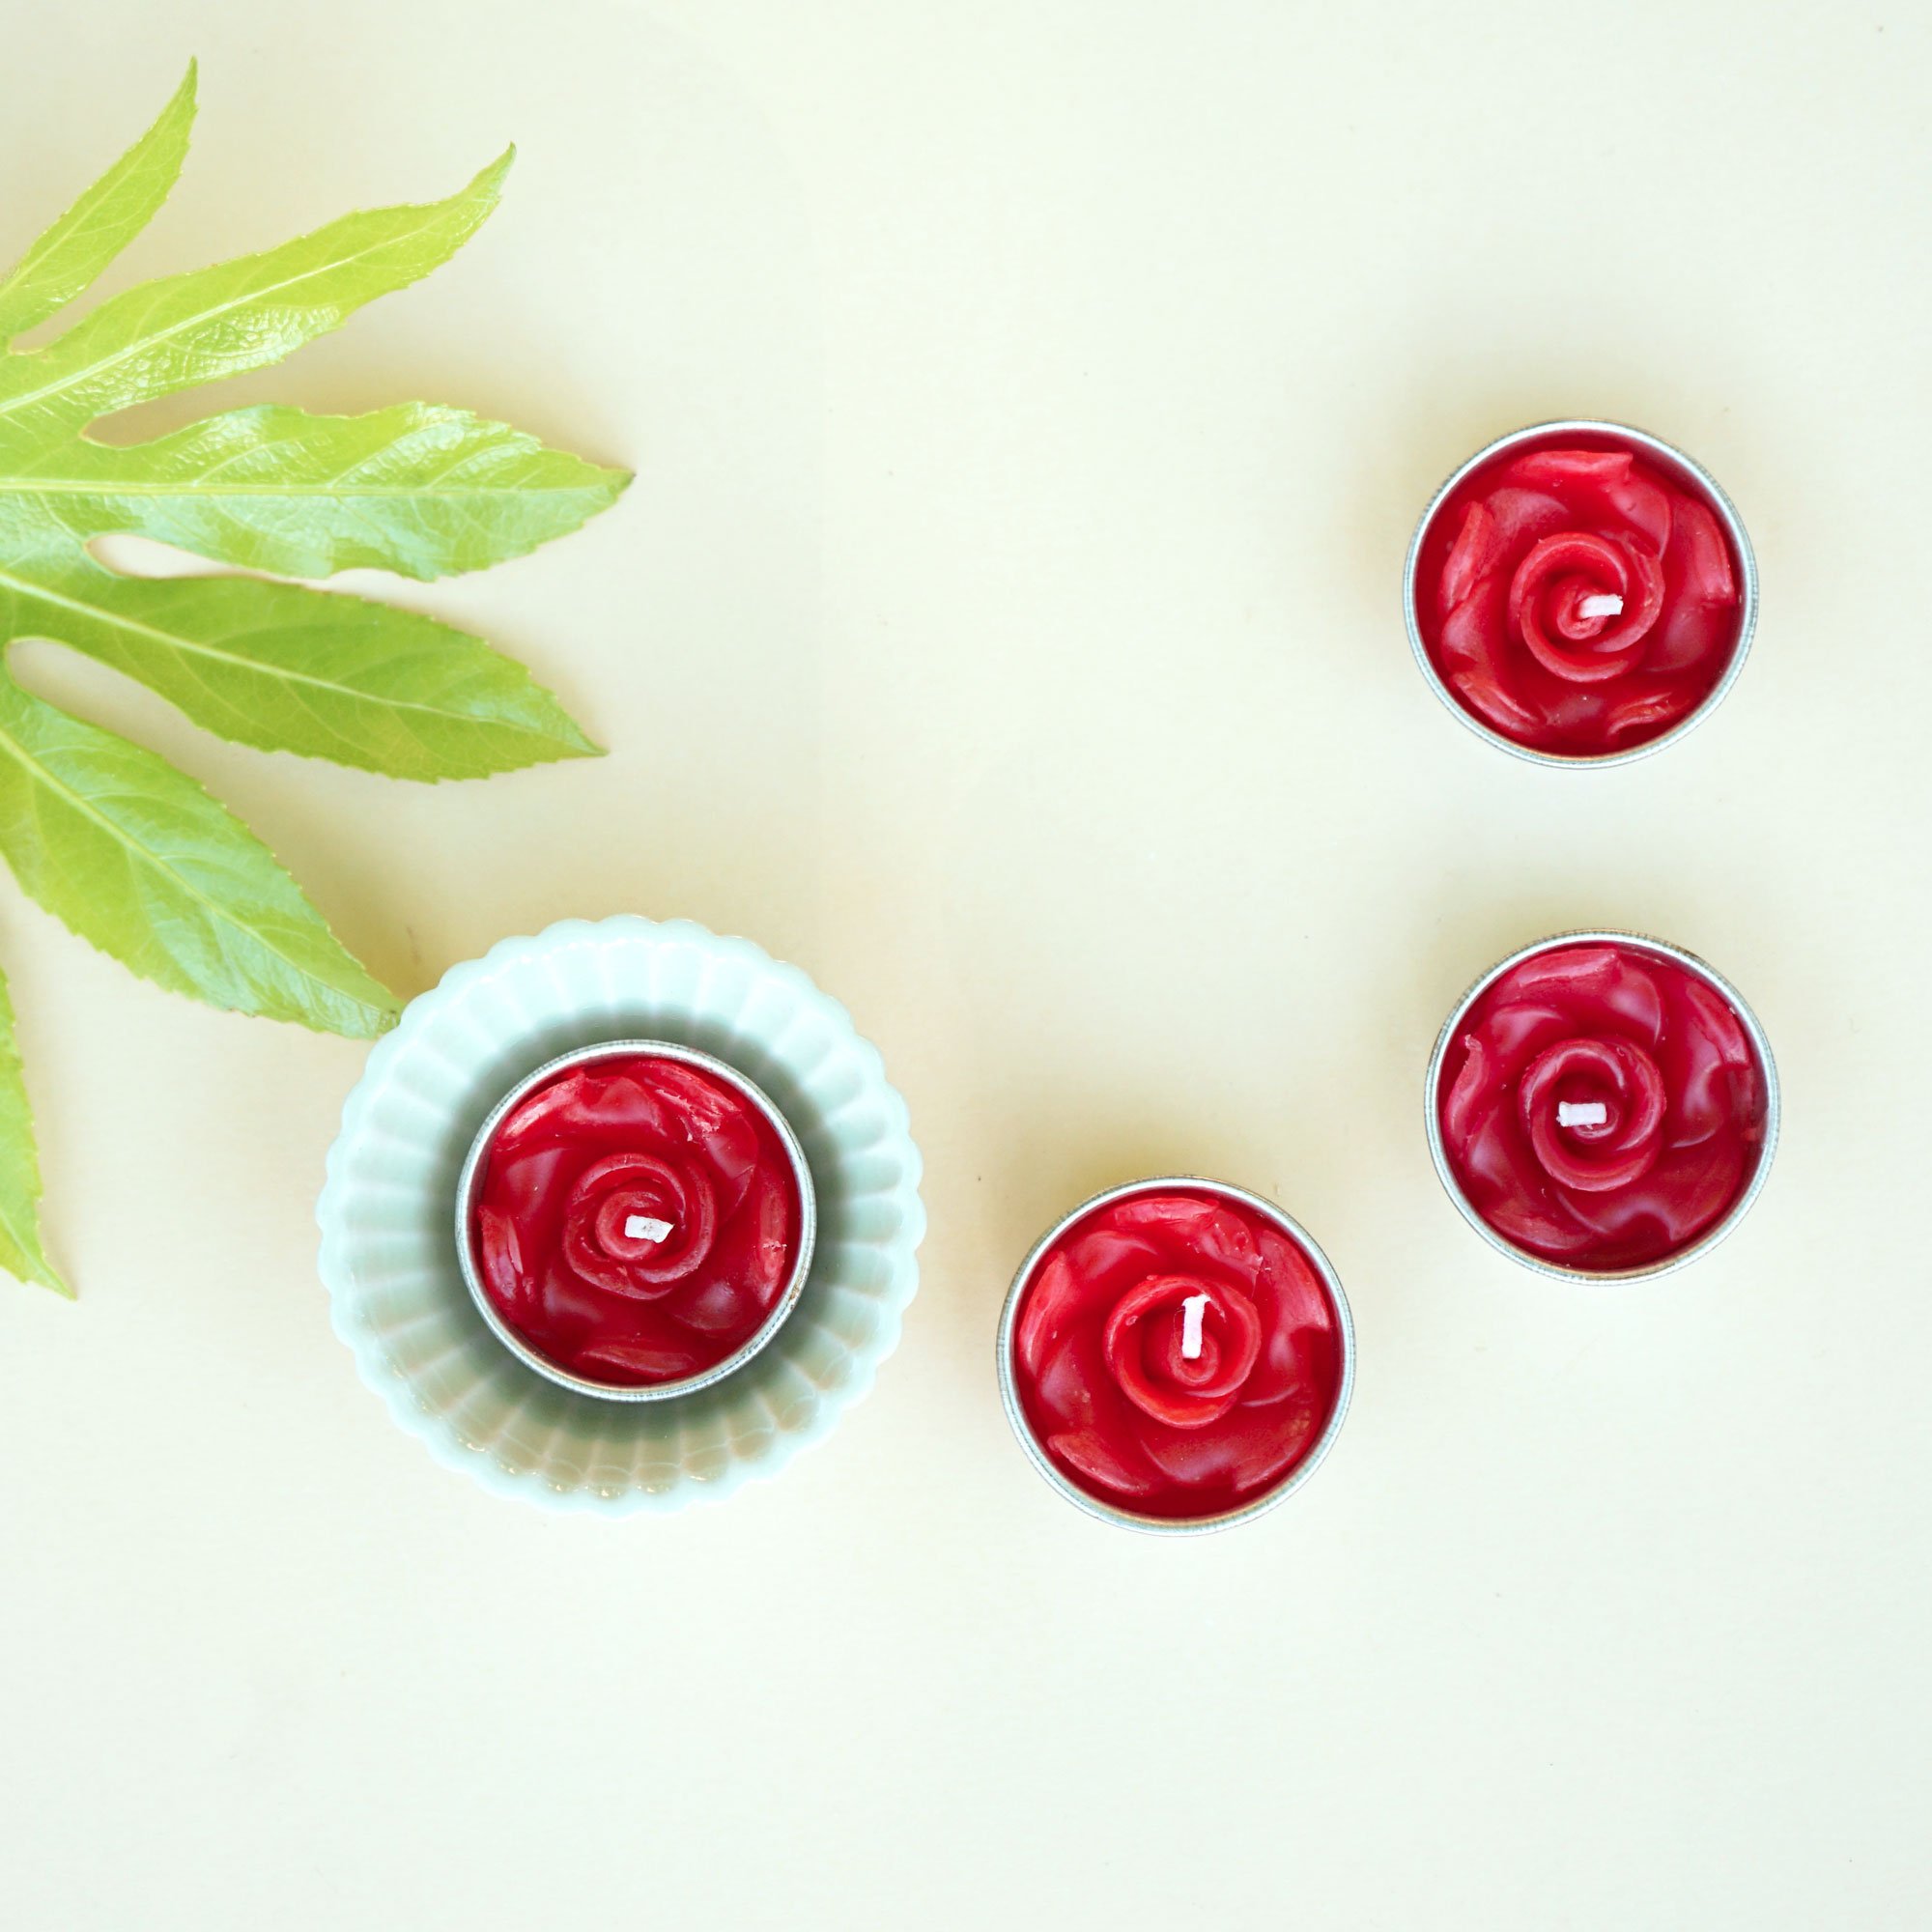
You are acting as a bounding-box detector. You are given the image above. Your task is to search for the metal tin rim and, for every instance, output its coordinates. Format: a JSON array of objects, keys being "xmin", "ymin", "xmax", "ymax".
[
  {"xmin": 1423, "ymin": 929, "xmax": 1781, "ymax": 1283},
  {"xmin": 1402, "ymin": 418, "xmax": 1760, "ymax": 769},
  {"xmin": 454, "ymin": 1038, "xmax": 818, "ymax": 1403},
  {"xmin": 995, "ymin": 1176, "xmax": 1356, "ymax": 1535}
]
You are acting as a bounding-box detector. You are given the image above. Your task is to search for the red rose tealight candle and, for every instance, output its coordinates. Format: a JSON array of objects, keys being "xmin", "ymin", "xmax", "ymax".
[
  {"xmin": 998, "ymin": 1179, "xmax": 1354, "ymax": 1532},
  {"xmin": 1428, "ymin": 933, "xmax": 1779, "ymax": 1280},
  {"xmin": 1406, "ymin": 421, "xmax": 1757, "ymax": 763},
  {"xmin": 456, "ymin": 1041, "xmax": 815, "ymax": 1400}
]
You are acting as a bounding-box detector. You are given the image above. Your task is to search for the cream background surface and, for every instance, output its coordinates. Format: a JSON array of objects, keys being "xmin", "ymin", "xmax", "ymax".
[{"xmin": 2, "ymin": 5, "xmax": 1927, "ymax": 1926}]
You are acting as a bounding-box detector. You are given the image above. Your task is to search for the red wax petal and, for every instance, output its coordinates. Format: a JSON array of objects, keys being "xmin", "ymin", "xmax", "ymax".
[
  {"xmin": 647, "ymin": 1063, "xmax": 761, "ymax": 1210},
  {"xmin": 1102, "ymin": 1274, "xmax": 1257, "ymax": 1425},
  {"xmin": 1480, "ymin": 998, "xmax": 1576, "ymax": 1065},
  {"xmin": 1456, "ymin": 1107, "xmax": 1534, "ymax": 1208},
  {"xmin": 1017, "ymin": 1252, "xmax": 1082, "ymax": 1380},
  {"xmin": 733, "ymin": 1167, "xmax": 795, "ymax": 1308},
  {"xmin": 1603, "ymin": 685, "xmax": 1696, "ymax": 743},
  {"xmin": 1244, "ymin": 1228, "xmax": 1335, "ymax": 1405},
  {"xmin": 1012, "ymin": 1188, "xmax": 1345, "ymax": 1519},
  {"xmin": 1502, "ymin": 944, "xmax": 1622, "ymax": 1003},
  {"xmin": 546, "ymin": 1068, "xmax": 682, "ymax": 1146},
  {"xmin": 1513, "ymin": 945, "xmax": 1664, "ymax": 1042},
  {"xmin": 531, "ymin": 1254, "xmax": 611, "ymax": 1332},
  {"xmin": 1646, "ymin": 1138, "xmax": 1749, "ymax": 1243},
  {"xmin": 1438, "ymin": 941, "xmax": 1765, "ymax": 1269},
  {"xmin": 1482, "ymin": 485, "xmax": 1572, "ymax": 553},
  {"xmin": 676, "ymin": 1277, "xmax": 753, "ymax": 1334},
  {"xmin": 1036, "ymin": 1333, "xmax": 1100, "ymax": 1431},
  {"xmin": 1441, "ymin": 501, "xmax": 1502, "ymax": 611},
  {"xmin": 1601, "ymin": 469, "xmax": 1673, "ymax": 554},
  {"xmin": 1287, "ymin": 1325, "xmax": 1344, "ymax": 1409},
  {"xmin": 588, "ymin": 1070, "xmax": 689, "ymax": 1141},
  {"xmin": 469, "ymin": 1052, "xmax": 805, "ymax": 1387},
  {"xmin": 1151, "ymin": 1318, "xmax": 1226, "ymax": 1390},
  {"xmin": 575, "ymin": 1338, "xmax": 704, "ymax": 1380},
  {"xmin": 1441, "ymin": 1032, "xmax": 1502, "ymax": 1151},
  {"xmin": 1505, "ymin": 448, "xmax": 1635, "ymax": 492},
  {"xmin": 1510, "ymin": 533, "xmax": 1661, "ymax": 684},
  {"xmin": 560, "ymin": 1151, "xmax": 716, "ymax": 1293},
  {"xmin": 1562, "ymin": 1137, "xmax": 1746, "ymax": 1261},
  {"xmin": 1223, "ymin": 1385, "xmax": 1322, "ymax": 1487},
  {"xmin": 1186, "ymin": 1205, "xmax": 1264, "ymax": 1286},
  {"xmin": 1061, "ymin": 1228, "xmax": 1165, "ymax": 1299},
  {"xmin": 1109, "ymin": 1195, "xmax": 1224, "ymax": 1243},
  {"xmin": 476, "ymin": 1204, "xmax": 531, "ymax": 1316},
  {"xmin": 486, "ymin": 1068, "xmax": 599, "ymax": 1151},
  {"xmin": 1132, "ymin": 1385, "xmax": 1321, "ymax": 1493},
  {"xmin": 1671, "ymin": 497, "xmax": 1737, "ymax": 606},
  {"xmin": 485, "ymin": 1146, "xmax": 571, "ymax": 1223},
  {"xmin": 1437, "ymin": 583, "xmax": 1505, "ymax": 670},
  {"xmin": 1448, "ymin": 660, "xmax": 1543, "ymax": 737},
  {"xmin": 1048, "ymin": 1429, "xmax": 1158, "ymax": 1499},
  {"xmin": 1479, "ymin": 1187, "xmax": 1598, "ymax": 1257},
  {"xmin": 1418, "ymin": 439, "xmax": 1742, "ymax": 755},
  {"xmin": 1665, "ymin": 979, "xmax": 1757, "ymax": 1145},
  {"xmin": 1504, "ymin": 448, "xmax": 1673, "ymax": 553},
  {"xmin": 1645, "ymin": 595, "xmax": 1730, "ymax": 675},
  {"xmin": 1170, "ymin": 1284, "xmax": 1263, "ymax": 1402},
  {"xmin": 1520, "ymin": 1037, "xmax": 1666, "ymax": 1192},
  {"xmin": 1254, "ymin": 1225, "xmax": 1331, "ymax": 1333},
  {"xmin": 1134, "ymin": 1417, "xmax": 1238, "ymax": 1488}
]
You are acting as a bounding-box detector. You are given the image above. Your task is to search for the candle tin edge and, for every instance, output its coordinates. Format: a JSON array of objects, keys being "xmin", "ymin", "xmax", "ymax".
[
  {"xmin": 453, "ymin": 1037, "xmax": 819, "ymax": 1404},
  {"xmin": 1423, "ymin": 928, "xmax": 1781, "ymax": 1284},
  {"xmin": 995, "ymin": 1176, "xmax": 1356, "ymax": 1536},
  {"xmin": 1402, "ymin": 418, "xmax": 1760, "ymax": 768}
]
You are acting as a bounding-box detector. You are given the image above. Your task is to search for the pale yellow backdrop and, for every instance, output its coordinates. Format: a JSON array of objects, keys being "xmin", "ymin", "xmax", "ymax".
[{"xmin": 2, "ymin": 4, "xmax": 1926, "ymax": 1927}]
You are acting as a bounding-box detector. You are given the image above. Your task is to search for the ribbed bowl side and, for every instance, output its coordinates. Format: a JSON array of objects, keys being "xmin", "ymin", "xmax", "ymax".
[{"xmin": 317, "ymin": 918, "xmax": 925, "ymax": 1514}]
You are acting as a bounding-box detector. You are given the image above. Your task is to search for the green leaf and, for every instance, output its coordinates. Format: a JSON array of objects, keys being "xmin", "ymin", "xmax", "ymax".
[
  {"xmin": 0, "ymin": 63, "xmax": 197, "ymax": 346},
  {"xmin": 0, "ymin": 543, "xmax": 600, "ymax": 779},
  {"xmin": 0, "ymin": 967, "xmax": 66, "ymax": 1294},
  {"xmin": 0, "ymin": 147, "xmax": 512, "ymax": 452},
  {"xmin": 0, "ymin": 658, "xmax": 398, "ymax": 1037},
  {"xmin": 0, "ymin": 400, "xmax": 628, "ymax": 581},
  {"xmin": 0, "ymin": 72, "xmax": 626, "ymax": 1293}
]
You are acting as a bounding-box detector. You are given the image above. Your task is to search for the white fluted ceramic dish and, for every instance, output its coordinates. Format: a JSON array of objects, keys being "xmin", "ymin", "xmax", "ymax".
[{"xmin": 317, "ymin": 916, "xmax": 924, "ymax": 1514}]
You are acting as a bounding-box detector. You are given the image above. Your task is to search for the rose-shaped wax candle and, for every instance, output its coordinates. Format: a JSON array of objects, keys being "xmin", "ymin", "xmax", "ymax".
[
  {"xmin": 1407, "ymin": 423, "xmax": 1755, "ymax": 760},
  {"xmin": 1430, "ymin": 935, "xmax": 1777, "ymax": 1276},
  {"xmin": 1000, "ymin": 1180, "xmax": 1353, "ymax": 1528},
  {"xmin": 459, "ymin": 1043, "xmax": 812, "ymax": 1396}
]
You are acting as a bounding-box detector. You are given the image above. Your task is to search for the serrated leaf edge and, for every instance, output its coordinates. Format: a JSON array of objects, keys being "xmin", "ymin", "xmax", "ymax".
[
  {"xmin": 0, "ymin": 560, "xmax": 604, "ymax": 779},
  {"xmin": 0, "ymin": 663, "xmax": 400, "ymax": 1037}
]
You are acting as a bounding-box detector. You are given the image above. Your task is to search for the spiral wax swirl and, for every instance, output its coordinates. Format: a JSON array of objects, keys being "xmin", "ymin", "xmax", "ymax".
[
  {"xmin": 1011, "ymin": 1188, "xmax": 1346, "ymax": 1520},
  {"xmin": 471, "ymin": 1053, "xmax": 804, "ymax": 1386},
  {"xmin": 1416, "ymin": 440, "xmax": 1744, "ymax": 756},
  {"xmin": 1436, "ymin": 943, "xmax": 1769, "ymax": 1271}
]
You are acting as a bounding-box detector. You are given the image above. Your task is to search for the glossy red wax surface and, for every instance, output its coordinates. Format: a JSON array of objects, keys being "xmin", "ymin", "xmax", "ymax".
[
  {"xmin": 1415, "ymin": 436, "xmax": 1744, "ymax": 756},
  {"xmin": 1011, "ymin": 1188, "xmax": 1346, "ymax": 1520},
  {"xmin": 471, "ymin": 1053, "xmax": 802, "ymax": 1386},
  {"xmin": 1437, "ymin": 944, "xmax": 1768, "ymax": 1271}
]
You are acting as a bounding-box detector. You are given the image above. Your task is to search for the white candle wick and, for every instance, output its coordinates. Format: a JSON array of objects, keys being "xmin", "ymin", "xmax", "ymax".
[
  {"xmin": 624, "ymin": 1214, "xmax": 673, "ymax": 1244},
  {"xmin": 1578, "ymin": 593, "xmax": 1624, "ymax": 620},
  {"xmin": 1180, "ymin": 1293, "xmax": 1209, "ymax": 1360},
  {"xmin": 1557, "ymin": 1101, "xmax": 1608, "ymax": 1128}
]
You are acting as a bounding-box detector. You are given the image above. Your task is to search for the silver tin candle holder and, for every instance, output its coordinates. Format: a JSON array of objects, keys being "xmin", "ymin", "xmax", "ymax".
[
  {"xmin": 455, "ymin": 1038, "xmax": 817, "ymax": 1402},
  {"xmin": 1425, "ymin": 930, "xmax": 1780, "ymax": 1283},
  {"xmin": 996, "ymin": 1176, "xmax": 1356, "ymax": 1536},
  {"xmin": 1404, "ymin": 418, "xmax": 1759, "ymax": 768}
]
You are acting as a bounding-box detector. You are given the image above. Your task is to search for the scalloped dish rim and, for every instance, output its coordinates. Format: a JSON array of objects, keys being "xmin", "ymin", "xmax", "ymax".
[{"xmin": 316, "ymin": 915, "xmax": 925, "ymax": 1516}]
